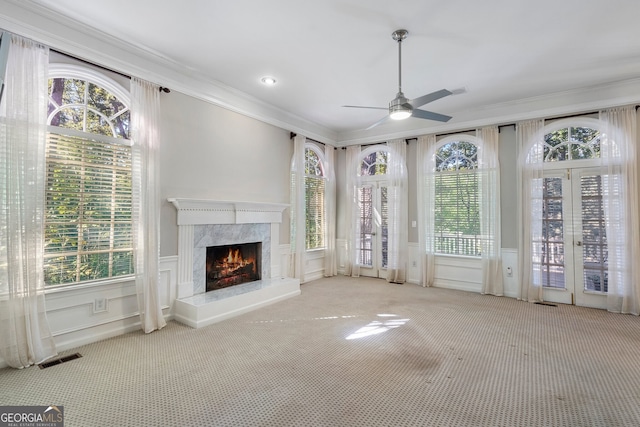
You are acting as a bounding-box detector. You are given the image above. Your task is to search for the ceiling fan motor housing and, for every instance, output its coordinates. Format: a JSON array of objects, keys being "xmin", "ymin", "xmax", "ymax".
[{"xmin": 389, "ymin": 92, "xmax": 413, "ymax": 120}]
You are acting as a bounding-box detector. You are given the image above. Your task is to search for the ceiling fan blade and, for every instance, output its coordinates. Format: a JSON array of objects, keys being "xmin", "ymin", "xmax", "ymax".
[
  {"xmin": 412, "ymin": 109, "xmax": 452, "ymax": 123},
  {"xmin": 365, "ymin": 115, "xmax": 391, "ymax": 130},
  {"xmin": 343, "ymin": 105, "xmax": 388, "ymax": 110},
  {"xmin": 409, "ymin": 89, "xmax": 452, "ymax": 108}
]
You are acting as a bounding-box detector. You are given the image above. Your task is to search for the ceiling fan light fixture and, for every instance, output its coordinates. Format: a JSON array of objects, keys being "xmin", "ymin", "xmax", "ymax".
[
  {"xmin": 389, "ymin": 93, "xmax": 412, "ymax": 120},
  {"xmin": 389, "ymin": 108, "xmax": 412, "ymax": 120}
]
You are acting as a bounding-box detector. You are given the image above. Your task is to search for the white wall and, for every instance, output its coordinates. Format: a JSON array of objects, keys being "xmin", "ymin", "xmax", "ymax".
[
  {"xmin": 159, "ymin": 91, "xmax": 293, "ymax": 256},
  {"xmin": 499, "ymin": 126, "xmax": 518, "ymax": 249}
]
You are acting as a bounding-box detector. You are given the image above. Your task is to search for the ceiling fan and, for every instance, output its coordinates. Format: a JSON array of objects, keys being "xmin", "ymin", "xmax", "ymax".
[{"xmin": 344, "ymin": 29, "xmax": 453, "ymax": 130}]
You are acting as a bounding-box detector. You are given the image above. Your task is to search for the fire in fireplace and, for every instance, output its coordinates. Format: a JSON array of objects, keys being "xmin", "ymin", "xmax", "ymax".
[{"xmin": 206, "ymin": 242, "xmax": 261, "ymax": 292}]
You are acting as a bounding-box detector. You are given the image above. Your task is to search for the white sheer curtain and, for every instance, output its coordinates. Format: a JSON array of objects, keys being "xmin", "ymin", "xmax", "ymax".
[
  {"xmin": 478, "ymin": 126, "xmax": 504, "ymax": 296},
  {"xmin": 323, "ymin": 145, "xmax": 337, "ymax": 277},
  {"xmin": 289, "ymin": 134, "xmax": 306, "ymax": 281},
  {"xmin": 0, "ymin": 34, "xmax": 57, "ymax": 368},
  {"xmin": 599, "ymin": 106, "xmax": 640, "ymax": 315},
  {"xmin": 344, "ymin": 145, "xmax": 360, "ymax": 277},
  {"xmin": 417, "ymin": 134, "xmax": 437, "ymax": 287},
  {"xmin": 131, "ymin": 77, "xmax": 166, "ymax": 333},
  {"xmin": 517, "ymin": 119, "xmax": 545, "ymax": 302},
  {"xmin": 386, "ymin": 139, "xmax": 408, "ymax": 283}
]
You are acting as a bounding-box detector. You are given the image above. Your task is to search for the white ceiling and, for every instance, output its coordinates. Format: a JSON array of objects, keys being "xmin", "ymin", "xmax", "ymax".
[{"xmin": 4, "ymin": 0, "xmax": 640, "ymax": 144}]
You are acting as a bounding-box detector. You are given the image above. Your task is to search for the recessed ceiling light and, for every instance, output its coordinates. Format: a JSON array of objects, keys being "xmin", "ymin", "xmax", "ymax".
[{"xmin": 260, "ymin": 76, "xmax": 277, "ymax": 86}]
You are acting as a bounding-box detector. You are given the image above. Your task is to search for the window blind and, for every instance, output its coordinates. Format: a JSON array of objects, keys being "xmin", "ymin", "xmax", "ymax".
[
  {"xmin": 44, "ymin": 131, "xmax": 133, "ymax": 285},
  {"xmin": 434, "ymin": 171, "xmax": 480, "ymax": 256},
  {"xmin": 305, "ymin": 176, "xmax": 325, "ymax": 250},
  {"xmin": 357, "ymin": 185, "xmax": 373, "ymax": 266}
]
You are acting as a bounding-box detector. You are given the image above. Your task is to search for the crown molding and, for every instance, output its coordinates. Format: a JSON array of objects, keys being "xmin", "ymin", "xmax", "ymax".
[
  {"xmin": 0, "ymin": 0, "xmax": 338, "ymax": 144},
  {"xmin": 335, "ymin": 77, "xmax": 640, "ymax": 146}
]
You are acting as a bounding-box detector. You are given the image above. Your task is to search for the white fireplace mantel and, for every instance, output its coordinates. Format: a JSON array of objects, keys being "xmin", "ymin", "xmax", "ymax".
[
  {"xmin": 168, "ymin": 198, "xmax": 289, "ymax": 226},
  {"xmin": 169, "ymin": 198, "xmax": 299, "ymax": 329},
  {"xmin": 168, "ymin": 198, "xmax": 298, "ymax": 326}
]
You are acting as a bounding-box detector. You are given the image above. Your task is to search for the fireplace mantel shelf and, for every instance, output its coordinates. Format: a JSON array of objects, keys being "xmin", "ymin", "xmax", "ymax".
[{"xmin": 168, "ymin": 198, "xmax": 289, "ymax": 226}]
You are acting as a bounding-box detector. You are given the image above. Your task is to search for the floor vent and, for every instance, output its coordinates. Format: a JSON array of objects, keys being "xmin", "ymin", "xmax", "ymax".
[
  {"xmin": 39, "ymin": 353, "xmax": 82, "ymax": 369},
  {"xmin": 534, "ymin": 302, "xmax": 558, "ymax": 307}
]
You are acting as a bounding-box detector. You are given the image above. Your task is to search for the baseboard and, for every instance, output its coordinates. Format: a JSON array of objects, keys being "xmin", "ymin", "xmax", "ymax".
[
  {"xmin": 433, "ymin": 278, "xmax": 482, "ymax": 293},
  {"xmin": 0, "ymin": 310, "xmax": 170, "ymax": 370},
  {"xmin": 54, "ymin": 315, "xmax": 142, "ymax": 352},
  {"xmin": 303, "ymin": 270, "xmax": 324, "ymax": 283}
]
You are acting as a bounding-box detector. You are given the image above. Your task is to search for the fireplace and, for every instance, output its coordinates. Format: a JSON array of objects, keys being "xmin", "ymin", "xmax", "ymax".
[
  {"xmin": 169, "ymin": 198, "xmax": 300, "ymax": 329},
  {"xmin": 206, "ymin": 242, "xmax": 261, "ymax": 291}
]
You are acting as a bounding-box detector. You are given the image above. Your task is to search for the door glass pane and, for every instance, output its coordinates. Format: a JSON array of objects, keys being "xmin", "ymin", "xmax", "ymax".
[
  {"xmin": 581, "ymin": 175, "xmax": 608, "ymax": 292},
  {"xmin": 358, "ymin": 186, "xmax": 373, "ymax": 267},
  {"xmin": 380, "ymin": 186, "xmax": 388, "ymax": 269},
  {"xmin": 542, "ymin": 177, "xmax": 565, "ymax": 288}
]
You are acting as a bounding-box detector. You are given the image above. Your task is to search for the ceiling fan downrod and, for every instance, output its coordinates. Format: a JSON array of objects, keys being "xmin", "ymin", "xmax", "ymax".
[
  {"xmin": 390, "ymin": 29, "xmax": 411, "ymax": 120},
  {"xmin": 392, "ymin": 29, "xmax": 408, "ymax": 96}
]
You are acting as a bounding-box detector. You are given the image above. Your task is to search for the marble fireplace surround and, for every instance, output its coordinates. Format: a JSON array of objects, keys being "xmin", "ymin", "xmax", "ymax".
[
  {"xmin": 193, "ymin": 223, "xmax": 270, "ymax": 295},
  {"xmin": 168, "ymin": 198, "xmax": 300, "ymax": 328}
]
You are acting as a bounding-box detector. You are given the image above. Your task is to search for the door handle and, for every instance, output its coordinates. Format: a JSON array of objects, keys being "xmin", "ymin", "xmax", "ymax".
[
  {"xmin": 371, "ymin": 232, "xmax": 376, "ymax": 236},
  {"xmin": 575, "ymin": 241, "xmax": 582, "ymax": 246}
]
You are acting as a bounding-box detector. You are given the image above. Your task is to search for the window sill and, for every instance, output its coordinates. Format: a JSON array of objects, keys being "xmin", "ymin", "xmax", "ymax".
[
  {"xmin": 44, "ymin": 275, "xmax": 136, "ymax": 295},
  {"xmin": 435, "ymin": 253, "xmax": 481, "ymax": 261},
  {"xmin": 543, "ymin": 286, "xmax": 567, "ymax": 292},
  {"xmin": 583, "ymin": 290, "xmax": 607, "ymax": 295},
  {"xmin": 305, "ymin": 248, "xmax": 325, "ymax": 254}
]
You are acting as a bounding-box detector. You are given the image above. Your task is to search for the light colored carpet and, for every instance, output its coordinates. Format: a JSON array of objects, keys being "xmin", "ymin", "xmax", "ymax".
[{"xmin": 1, "ymin": 276, "xmax": 639, "ymax": 426}]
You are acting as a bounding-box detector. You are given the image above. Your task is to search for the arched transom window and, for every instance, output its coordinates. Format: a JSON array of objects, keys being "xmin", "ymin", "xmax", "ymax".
[
  {"xmin": 359, "ymin": 150, "xmax": 389, "ymax": 177},
  {"xmin": 542, "ymin": 126, "xmax": 601, "ymax": 162}
]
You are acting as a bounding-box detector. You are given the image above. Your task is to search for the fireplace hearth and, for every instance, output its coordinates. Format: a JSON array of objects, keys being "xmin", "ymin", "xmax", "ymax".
[{"xmin": 206, "ymin": 242, "xmax": 261, "ymax": 292}]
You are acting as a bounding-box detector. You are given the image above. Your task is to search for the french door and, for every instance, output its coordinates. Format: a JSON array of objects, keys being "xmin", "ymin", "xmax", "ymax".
[
  {"xmin": 539, "ymin": 167, "xmax": 607, "ymax": 309},
  {"xmin": 357, "ymin": 183, "xmax": 388, "ymax": 278}
]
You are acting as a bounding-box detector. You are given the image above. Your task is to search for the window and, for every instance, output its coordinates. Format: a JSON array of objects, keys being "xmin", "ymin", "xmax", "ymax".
[
  {"xmin": 304, "ymin": 145, "xmax": 326, "ymax": 250},
  {"xmin": 534, "ymin": 124, "xmax": 607, "ymax": 292},
  {"xmin": 355, "ymin": 148, "xmax": 391, "ymax": 269},
  {"xmin": 359, "ymin": 150, "xmax": 388, "ymax": 177},
  {"xmin": 433, "ymin": 140, "xmax": 480, "ymax": 256},
  {"xmin": 543, "ymin": 126, "xmax": 601, "ymax": 162},
  {"xmin": 44, "ymin": 67, "xmax": 133, "ymax": 286}
]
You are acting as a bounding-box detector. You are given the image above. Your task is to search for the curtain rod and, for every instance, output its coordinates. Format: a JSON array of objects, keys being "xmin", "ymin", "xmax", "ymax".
[
  {"xmin": 498, "ymin": 107, "xmax": 639, "ymax": 129},
  {"xmin": 544, "ymin": 110, "xmax": 599, "ymax": 122},
  {"xmin": 51, "ymin": 49, "xmax": 170, "ymax": 93},
  {"xmin": 52, "ymin": 48, "xmax": 130, "ymax": 79},
  {"xmin": 436, "ymin": 129, "xmax": 475, "ymax": 138},
  {"xmin": 340, "ymin": 140, "xmax": 410, "ymax": 150},
  {"xmin": 289, "ymin": 133, "xmax": 337, "ymax": 149}
]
